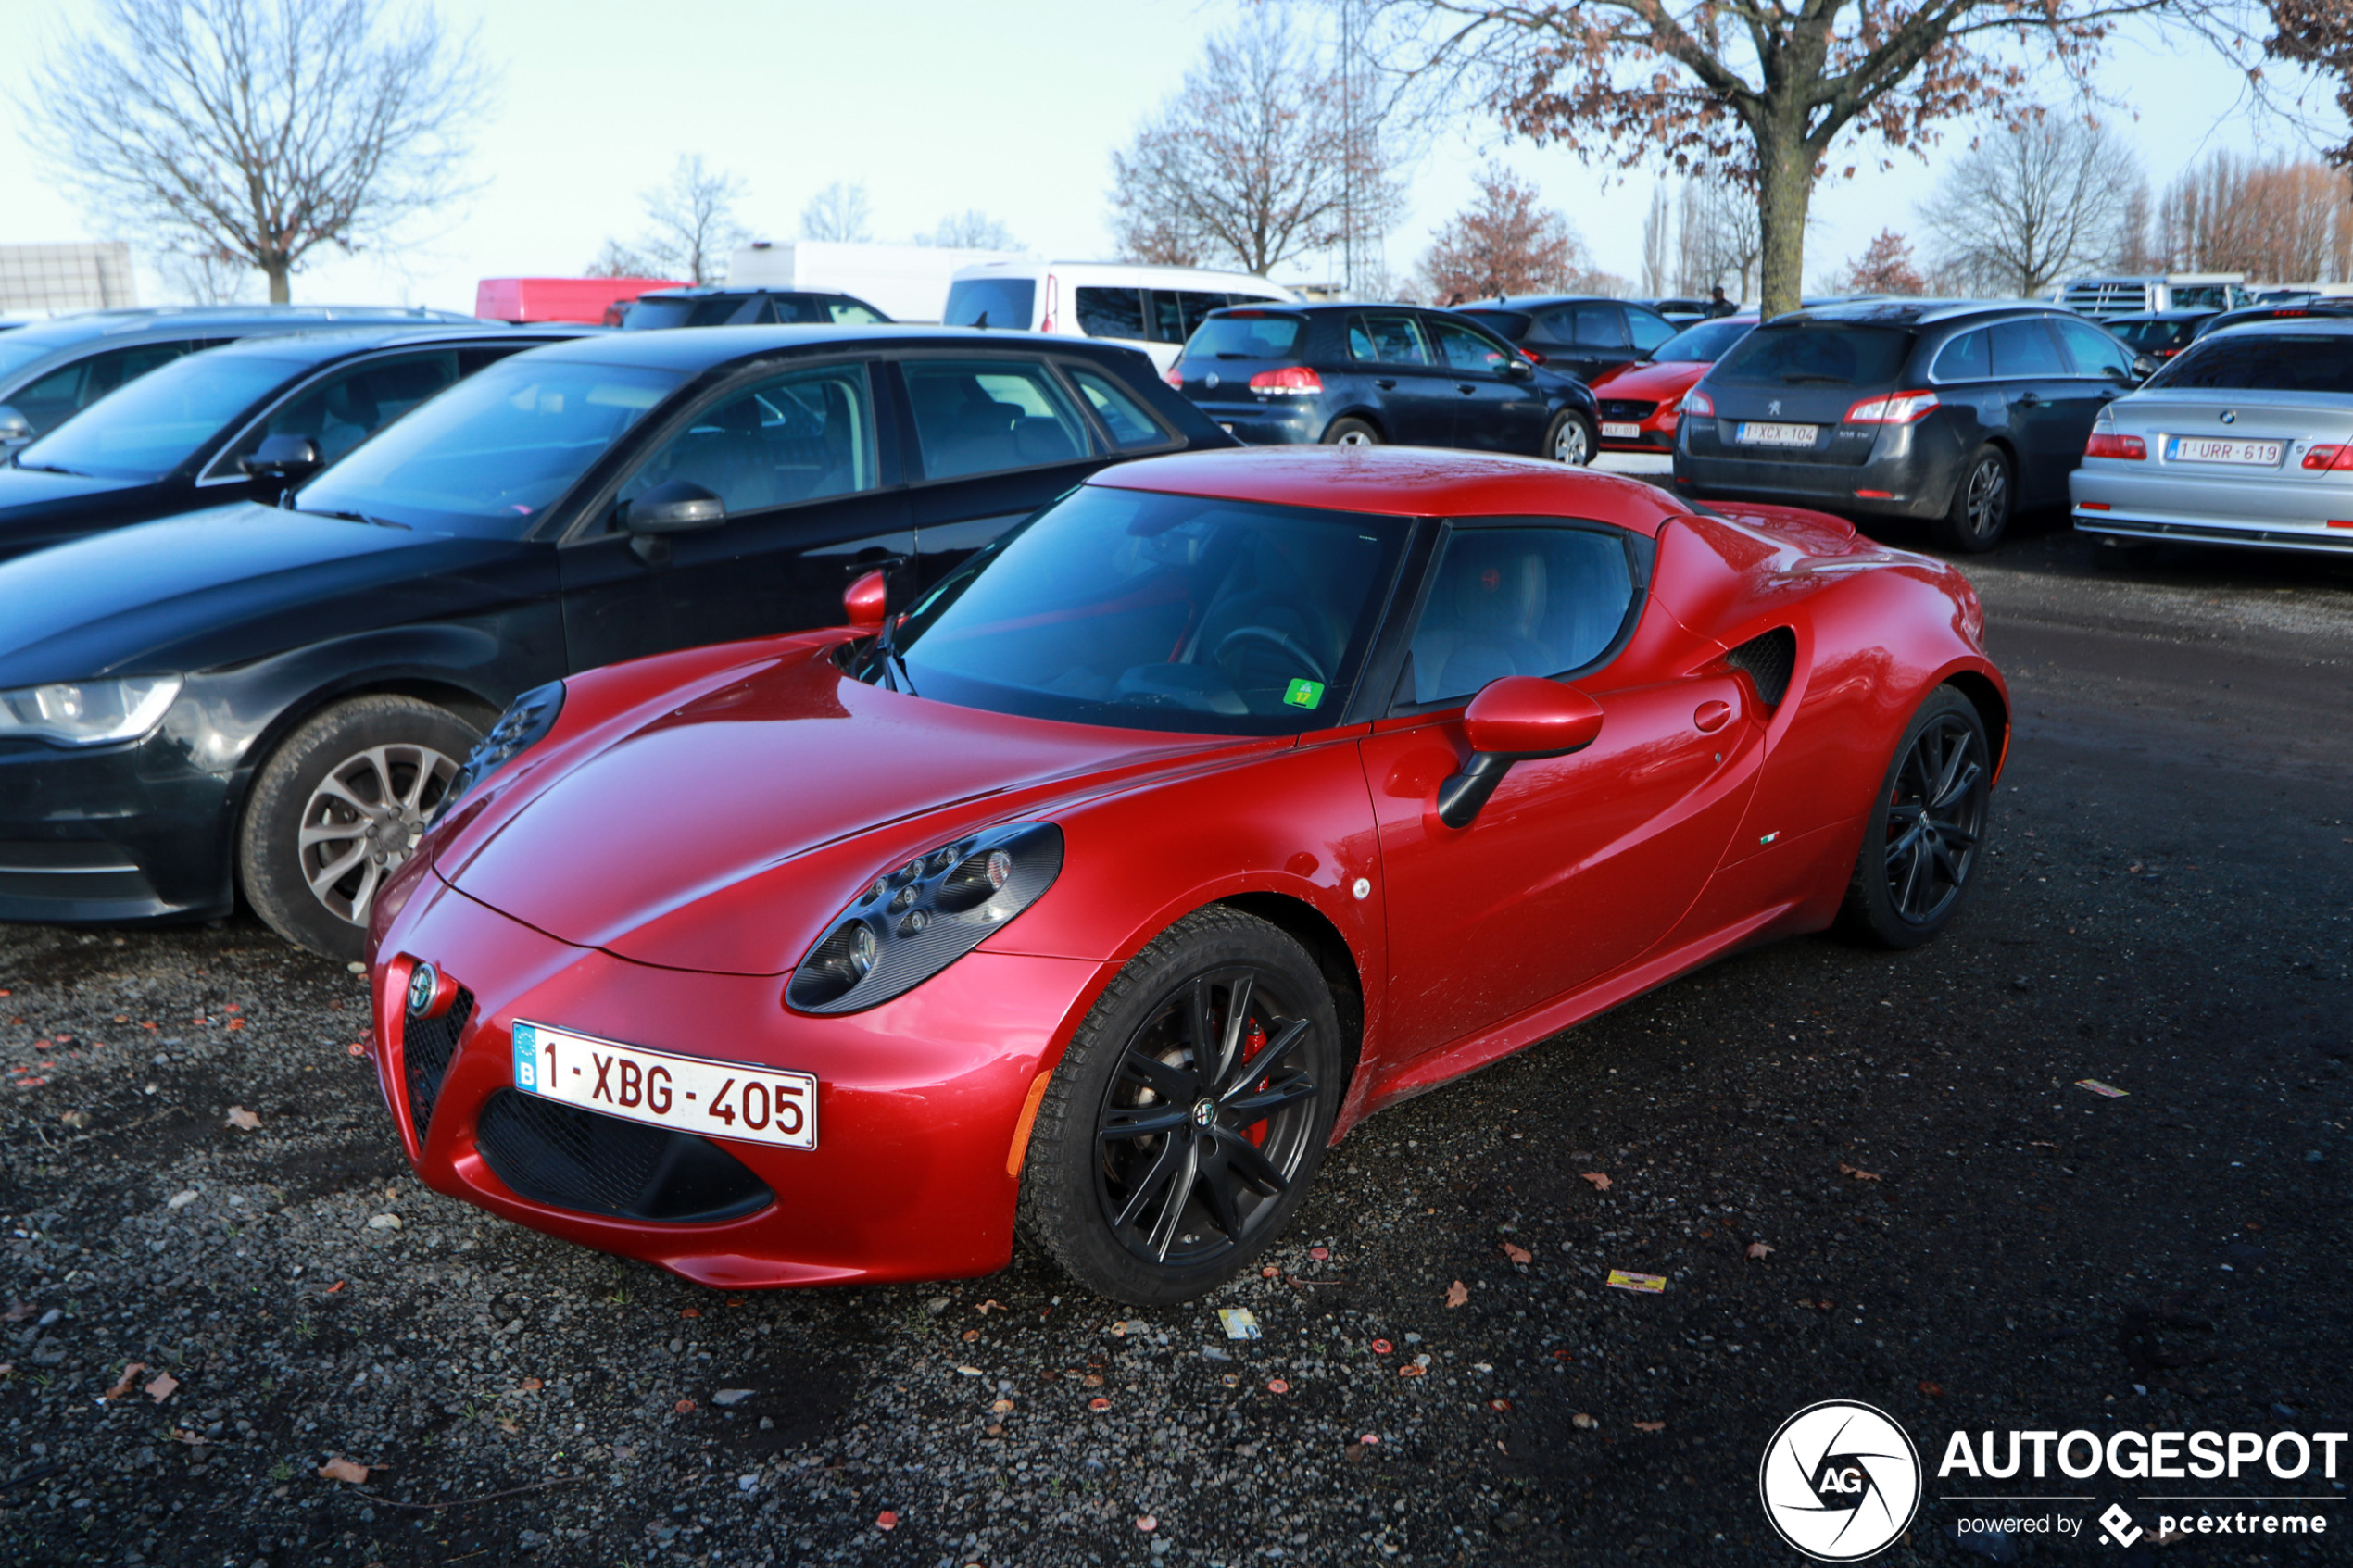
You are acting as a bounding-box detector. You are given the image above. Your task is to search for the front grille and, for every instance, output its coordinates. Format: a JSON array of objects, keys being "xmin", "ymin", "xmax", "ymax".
[
  {"xmin": 1728, "ymin": 627, "xmax": 1798, "ymax": 708},
  {"xmin": 1600, "ymin": 399, "xmax": 1658, "ymax": 421},
  {"xmin": 474, "ymin": 1090, "xmax": 773, "ymax": 1223},
  {"xmin": 403, "ymin": 986, "xmax": 473, "ymax": 1142}
]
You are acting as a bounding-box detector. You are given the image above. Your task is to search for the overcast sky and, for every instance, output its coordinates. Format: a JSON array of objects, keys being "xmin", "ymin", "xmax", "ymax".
[{"xmin": 0, "ymin": 0, "xmax": 2340, "ymax": 314}]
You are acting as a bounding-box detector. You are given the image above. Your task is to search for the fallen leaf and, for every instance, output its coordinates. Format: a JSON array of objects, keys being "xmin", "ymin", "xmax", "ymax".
[
  {"xmin": 1634, "ymin": 1420, "xmax": 1666, "ymax": 1432},
  {"xmin": 144, "ymin": 1371, "xmax": 179, "ymax": 1403},
  {"xmin": 1918, "ymin": 1380, "xmax": 1944, "ymax": 1398},
  {"xmin": 961, "ymin": 1328, "xmax": 980, "ymax": 1342},
  {"xmin": 1265, "ymin": 1378, "xmax": 1290, "ymax": 1395},
  {"xmin": 496, "ymin": 1417, "xmax": 520, "ymax": 1434},
  {"xmin": 875, "ymin": 1510, "xmax": 899, "ymax": 1530},
  {"xmin": 1082, "ymin": 1373, "xmax": 1103, "ymax": 1386},
  {"xmin": 1502, "ymin": 1242, "xmax": 1532, "ymax": 1265},
  {"xmin": 679, "ymin": 1307, "xmax": 700, "ymax": 1319},
  {"xmin": 1836, "ymin": 1162, "xmax": 1881, "ymax": 1182},
  {"xmin": 1572, "ymin": 1411, "xmax": 1598, "ymax": 1430},
  {"xmin": 975, "ymin": 1299, "xmax": 1007, "ymax": 1314},
  {"xmin": 59, "ymin": 1110, "xmax": 90, "ymax": 1129},
  {"xmin": 518, "ymin": 1377, "xmax": 544, "ymax": 1393},
  {"xmin": 226, "ymin": 1106, "xmax": 260, "ymax": 1131},
  {"xmin": 1088, "ymin": 1397, "xmax": 1111, "ymax": 1411},
  {"xmin": 324, "ymin": 1281, "xmax": 346, "ymax": 1295},
  {"xmin": 1745, "ymin": 1242, "xmax": 1774, "ymax": 1260},
  {"xmin": 1489, "ymin": 1398, "xmax": 1513, "ymax": 1412},
  {"xmin": 317, "ymin": 1457, "xmax": 370, "ymax": 1484},
  {"xmin": 673, "ymin": 1399, "xmax": 696, "ymax": 1414},
  {"xmin": 1, "ymin": 1302, "xmax": 35, "ymax": 1323},
  {"xmin": 1137, "ymin": 1514, "xmax": 1158, "ymax": 1531},
  {"xmin": 1398, "ymin": 1364, "xmax": 1426, "ymax": 1378},
  {"xmin": 1370, "ymin": 1338, "xmax": 1393, "ymax": 1355},
  {"xmin": 103, "ymin": 1361, "xmax": 147, "ymax": 1400},
  {"xmin": 1580, "ymin": 1172, "xmax": 1612, "ymax": 1191},
  {"xmin": 1309, "ymin": 1246, "xmax": 1329, "ymax": 1261},
  {"xmin": 990, "ymin": 1398, "xmax": 1013, "ymax": 1412},
  {"xmin": 1445, "ymin": 1281, "xmax": 1469, "ymax": 1309},
  {"xmin": 365, "ymin": 1213, "xmax": 402, "ymax": 1230}
]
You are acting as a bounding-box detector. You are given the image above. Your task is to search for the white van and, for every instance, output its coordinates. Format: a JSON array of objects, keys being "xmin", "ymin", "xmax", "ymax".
[{"xmin": 943, "ymin": 261, "xmax": 1298, "ymax": 370}]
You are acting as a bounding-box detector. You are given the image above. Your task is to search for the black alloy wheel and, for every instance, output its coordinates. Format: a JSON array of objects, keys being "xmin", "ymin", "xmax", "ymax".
[
  {"xmin": 1018, "ymin": 907, "xmax": 1341, "ymax": 1304},
  {"xmin": 1935, "ymin": 445, "xmax": 2012, "ymax": 552},
  {"xmin": 1839, "ymin": 687, "xmax": 1992, "ymax": 948}
]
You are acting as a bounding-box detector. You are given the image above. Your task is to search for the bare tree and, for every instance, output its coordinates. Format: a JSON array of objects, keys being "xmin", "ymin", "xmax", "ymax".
[
  {"xmin": 2159, "ymin": 153, "xmax": 2353, "ymax": 281},
  {"xmin": 1919, "ymin": 119, "xmax": 2140, "ymax": 296},
  {"xmin": 161, "ymin": 245, "xmax": 258, "ymax": 305},
  {"xmin": 23, "ymin": 0, "xmax": 491, "ymax": 304},
  {"xmin": 1841, "ymin": 230, "xmax": 1929, "ymax": 294},
  {"xmin": 1417, "ymin": 164, "xmax": 1593, "ymax": 302},
  {"xmin": 1674, "ymin": 181, "xmax": 1760, "ymax": 301},
  {"xmin": 585, "ymin": 239, "xmax": 661, "ymax": 280},
  {"xmin": 918, "ymin": 210, "xmax": 1021, "ymax": 250},
  {"xmin": 2110, "ymin": 177, "xmax": 2157, "ymax": 272},
  {"xmin": 1110, "ymin": 15, "xmax": 1403, "ymax": 276},
  {"xmin": 1640, "ymin": 185, "xmax": 1672, "ymax": 296},
  {"xmin": 632, "ymin": 157, "xmax": 747, "ymax": 284},
  {"xmin": 801, "ymin": 182, "xmax": 874, "ymax": 244}
]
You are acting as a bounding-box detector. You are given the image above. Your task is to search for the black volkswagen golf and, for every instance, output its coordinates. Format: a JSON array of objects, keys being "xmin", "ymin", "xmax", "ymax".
[
  {"xmin": 1673, "ymin": 300, "xmax": 2145, "ymax": 550},
  {"xmin": 0, "ymin": 327, "xmax": 1227, "ymax": 957},
  {"xmin": 1166, "ymin": 303, "xmax": 1602, "ymax": 463}
]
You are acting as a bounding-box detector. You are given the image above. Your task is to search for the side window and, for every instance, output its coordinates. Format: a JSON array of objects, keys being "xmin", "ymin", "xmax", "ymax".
[
  {"xmin": 1353, "ymin": 313, "xmax": 1429, "ymax": 365},
  {"xmin": 2051, "ymin": 316, "xmax": 2135, "ymax": 379},
  {"xmin": 12, "ymin": 343, "xmax": 192, "ymax": 434},
  {"xmin": 82, "ymin": 343, "xmax": 194, "ymax": 407},
  {"xmin": 212, "ymin": 351, "xmax": 461, "ymax": 476},
  {"xmin": 1530, "ymin": 307, "xmax": 1579, "ymax": 345},
  {"xmin": 1932, "ymin": 330, "xmax": 1991, "ymax": 381},
  {"xmin": 1627, "ymin": 310, "xmax": 1678, "ymax": 354},
  {"xmin": 1076, "ymin": 287, "xmax": 1146, "ymax": 340},
  {"xmin": 619, "ymin": 361, "xmax": 877, "ymax": 516},
  {"xmin": 902, "ymin": 358, "xmax": 1091, "ymax": 481},
  {"xmin": 1427, "ymin": 318, "xmax": 1511, "ymax": 372},
  {"xmin": 1065, "ymin": 366, "xmax": 1171, "ymax": 450},
  {"xmin": 826, "ymin": 299, "xmax": 887, "ymax": 324},
  {"xmin": 1570, "ymin": 305, "xmax": 1629, "ymax": 350},
  {"xmin": 1404, "ymin": 526, "xmax": 1637, "ymax": 707},
  {"xmin": 1989, "ymin": 320, "xmax": 2068, "ymax": 378}
]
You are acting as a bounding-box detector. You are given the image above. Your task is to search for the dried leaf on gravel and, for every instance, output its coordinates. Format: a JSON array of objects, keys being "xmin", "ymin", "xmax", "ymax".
[
  {"xmin": 365, "ymin": 1213, "xmax": 402, "ymax": 1230},
  {"xmin": 1580, "ymin": 1172, "xmax": 1612, "ymax": 1191},
  {"xmin": 102, "ymin": 1362, "xmax": 146, "ymax": 1400},
  {"xmin": 1745, "ymin": 1242, "xmax": 1774, "ymax": 1260},
  {"xmin": 990, "ymin": 1398, "xmax": 1013, "ymax": 1412},
  {"xmin": 1836, "ymin": 1162, "xmax": 1881, "ymax": 1182},
  {"xmin": 961, "ymin": 1328, "xmax": 980, "ymax": 1342},
  {"xmin": 1572, "ymin": 1411, "xmax": 1598, "ymax": 1430},
  {"xmin": 875, "ymin": 1510, "xmax": 899, "ymax": 1530},
  {"xmin": 1136, "ymin": 1514, "xmax": 1158, "ymax": 1531},
  {"xmin": 1, "ymin": 1302, "xmax": 35, "ymax": 1323},
  {"xmin": 1919, "ymin": 1380, "xmax": 1945, "ymax": 1397},
  {"xmin": 144, "ymin": 1372, "xmax": 179, "ymax": 1402},
  {"xmin": 673, "ymin": 1399, "xmax": 696, "ymax": 1414},
  {"xmin": 1501, "ymin": 1242, "xmax": 1532, "ymax": 1265},
  {"xmin": 517, "ymin": 1377, "xmax": 544, "ymax": 1393},
  {"xmin": 1634, "ymin": 1420, "xmax": 1666, "ymax": 1433},
  {"xmin": 225, "ymin": 1106, "xmax": 260, "ymax": 1131},
  {"xmin": 1088, "ymin": 1397, "xmax": 1111, "ymax": 1411},
  {"xmin": 1445, "ymin": 1281, "xmax": 1469, "ymax": 1308},
  {"xmin": 975, "ymin": 1299, "xmax": 1007, "ymax": 1314},
  {"xmin": 317, "ymin": 1457, "xmax": 370, "ymax": 1484}
]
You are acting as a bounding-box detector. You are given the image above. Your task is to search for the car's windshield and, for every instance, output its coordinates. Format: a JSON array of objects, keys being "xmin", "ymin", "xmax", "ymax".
[
  {"xmin": 1650, "ymin": 319, "xmax": 1753, "ymax": 363},
  {"xmin": 2111, "ymin": 319, "xmax": 2200, "ymax": 354},
  {"xmin": 944, "ymin": 278, "xmax": 1036, "ymax": 331},
  {"xmin": 623, "ymin": 297, "xmax": 749, "ymax": 330},
  {"xmin": 1185, "ymin": 312, "xmax": 1306, "ymax": 360},
  {"xmin": 294, "ymin": 358, "xmax": 683, "ymax": 536},
  {"xmin": 878, "ymin": 483, "xmax": 1410, "ymax": 734},
  {"xmin": 12, "ymin": 351, "xmax": 299, "ymax": 480},
  {"xmin": 2145, "ymin": 332, "xmax": 2353, "ymax": 394},
  {"xmin": 1711, "ymin": 322, "xmax": 1916, "ymax": 386}
]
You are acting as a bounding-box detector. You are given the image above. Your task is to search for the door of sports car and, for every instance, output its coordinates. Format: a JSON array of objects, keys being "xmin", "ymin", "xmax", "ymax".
[{"xmin": 1360, "ymin": 523, "xmax": 1758, "ymax": 1063}]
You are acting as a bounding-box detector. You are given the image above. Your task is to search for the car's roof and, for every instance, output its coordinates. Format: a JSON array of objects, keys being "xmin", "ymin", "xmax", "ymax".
[
  {"xmin": 2199, "ymin": 316, "xmax": 2353, "ymax": 338},
  {"xmin": 522, "ymin": 322, "xmax": 1142, "ymax": 372},
  {"xmin": 1083, "ymin": 445, "xmax": 1688, "ymax": 535},
  {"xmin": 1461, "ymin": 295, "xmax": 1653, "ymax": 313},
  {"xmin": 632, "ymin": 286, "xmax": 863, "ymax": 302},
  {"xmin": 0, "ymin": 305, "xmax": 477, "ymax": 350},
  {"xmin": 1765, "ymin": 299, "xmax": 2064, "ymax": 327},
  {"xmin": 2108, "ymin": 309, "xmax": 2219, "ymax": 321},
  {"xmin": 195, "ymin": 322, "xmax": 588, "ymax": 365}
]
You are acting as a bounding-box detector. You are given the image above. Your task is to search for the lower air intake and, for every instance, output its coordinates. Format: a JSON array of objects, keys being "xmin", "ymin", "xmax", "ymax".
[
  {"xmin": 403, "ymin": 987, "xmax": 473, "ymax": 1142},
  {"xmin": 474, "ymin": 1090, "xmax": 773, "ymax": 1223},
  {"xmin": 1728, "ymin": 627, "xmax": 1798, "ymax": 708}
]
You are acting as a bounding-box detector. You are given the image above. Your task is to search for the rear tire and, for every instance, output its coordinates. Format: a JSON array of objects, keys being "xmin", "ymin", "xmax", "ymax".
[
  {"xmin": 1934, "ymin": 445, "xmax": 2012, "ymax": 552},
  {"xmin": 1545, "ymin": 410, "xmax": 1597, "ymax": 466},
  {"xmin": 1837, "ymin": 687, "xmax": 1992, "ymax": 949},
  {"xmin": 1322, "ymin": 417, "xmax": 1379, "ymax": 446},
  {"xmin": 238, "ymin": 696, "xmax": 478, "ymax": 960}
]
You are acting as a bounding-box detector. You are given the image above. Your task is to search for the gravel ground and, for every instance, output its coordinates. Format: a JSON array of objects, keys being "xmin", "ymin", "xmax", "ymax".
[{"xmin": 2, "ymin": 523, "xmax": 2348, "ymax": 1567}]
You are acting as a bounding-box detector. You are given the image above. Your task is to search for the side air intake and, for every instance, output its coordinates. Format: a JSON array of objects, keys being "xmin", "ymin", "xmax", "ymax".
[{"xmin": 1727, "ymin": 627, "xmax": 1797, "ymax": 708}]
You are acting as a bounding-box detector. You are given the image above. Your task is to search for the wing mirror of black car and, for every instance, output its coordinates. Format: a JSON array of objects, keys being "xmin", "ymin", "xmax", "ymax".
[
  {"xmin": 621, "ymin": 480, "xmax": 725, "ymax": 564},
  {"xmin": 239, "ymin": 433, "xmax": 324, "ymax": 497},
  {"xmin": 0, "ymin": 406, "xmax": 31, "ymax": 451},
  {"xmin": 2128, "ymin": 354, "xmax": 2158, "ymax": 383},
  {"xmin": 1503, "ymin": 357, "xmax": 1535, "ymax": 380},
  {"xmin": 1435, "ymin": 676, "xmax": 1605, "ymax": 829}
]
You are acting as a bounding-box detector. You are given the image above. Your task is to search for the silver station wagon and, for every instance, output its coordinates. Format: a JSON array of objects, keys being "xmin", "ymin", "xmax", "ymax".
[{"xmin": 2072, "ymin": 319, "xmax": 2353, "ymax": 563}]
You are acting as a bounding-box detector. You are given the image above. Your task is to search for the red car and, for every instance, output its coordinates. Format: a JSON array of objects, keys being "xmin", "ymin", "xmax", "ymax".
[
  {"xmin": 367, "ymin": 447, "xmax": 2007, "ymax": 1305},
  {"xmin": 1590, "ymin": 315, "xmax": 1756, "ymax": 453}
]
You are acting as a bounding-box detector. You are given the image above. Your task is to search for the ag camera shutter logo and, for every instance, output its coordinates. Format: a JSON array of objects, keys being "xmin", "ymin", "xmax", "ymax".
[{"xmin": 1759, "ymin": 1399, "xmax": 1923, "ymax": 1561}]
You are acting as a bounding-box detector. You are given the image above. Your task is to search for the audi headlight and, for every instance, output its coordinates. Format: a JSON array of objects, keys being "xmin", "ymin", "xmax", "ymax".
[
  {"xmin": 786, "ymin": 822, "xmax": 1063, "ymax": 1013},
  {"xmin": 436, "ymin": 681, "xmax": 564, "ymax": 818},
  {"xmin": 0, "ymin": 676, "xmax": 181, "ymax": 747}
]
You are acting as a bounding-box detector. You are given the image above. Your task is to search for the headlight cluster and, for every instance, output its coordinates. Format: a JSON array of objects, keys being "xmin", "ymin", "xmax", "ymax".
[
  {"xmin": 786, "ymin": 822, "xmax": 1063, "ymax": 1014},
  {"xmin": 436, "ymin": 681, "xmax": 564, "ymax": 819},
  {"xmin": 0, "ymin": 677, "xmax": 181, "ymax": 747}
]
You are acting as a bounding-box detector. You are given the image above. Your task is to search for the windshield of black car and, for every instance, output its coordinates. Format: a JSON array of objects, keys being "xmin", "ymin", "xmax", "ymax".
[
  {"xmin": 879, "ymin": 484, "xmax": 1410, "ymax": 734},
  {"xmin": 1710, "ymin": 322, "xmax": 1916, "ymax": 386},
  {"xmin": 1185, "ymin": 313, "xmax": 1306, "ymax": 359},
  {"xmin": 623, "ymin": 297, "xmax": 747, "ymax": 330},
  {"xmin": 2145, "ymin": 332, "xmax": 2353, "ymax": 393},
  {"xmin": 13, "ymin": 352, "xmax": 300, "ymax": 480},
  {"xmin": 2112, "ymin": 319, "xmax": 2197, "ymax": 353},
  {"xmin": 1651, "ymin": 319, "xmax": 1753, "ymax": 363},
  {"xmin": 294, "ymin": 358, "xmax": 683, "ymax": 536},
  {"xmin": 944, "ymin": 278, "xmax": 1036, "ymax": 330}
]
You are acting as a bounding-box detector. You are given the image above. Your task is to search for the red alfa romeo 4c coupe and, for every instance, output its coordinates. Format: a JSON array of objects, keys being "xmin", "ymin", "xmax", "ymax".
[{"xmin": 367, "ymin": 446, "xmax": 2007, "ymax": 1305}]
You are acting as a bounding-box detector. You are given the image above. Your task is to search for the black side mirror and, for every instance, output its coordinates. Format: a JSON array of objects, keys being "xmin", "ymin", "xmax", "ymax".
[
  {"xmin": 240, "ymin": 433, "xmax": 324, "ymax": 496},
  {"xmin": 2129, "ymin": 354, "xmax": 2158, "ymax": 382},
  {"xmin": 621, "ymin": 479, "xmax": 725, "ymax": 565},
  {"xmin": 0, "ymin": 405, "xmax": 31, "ymax": 450}
]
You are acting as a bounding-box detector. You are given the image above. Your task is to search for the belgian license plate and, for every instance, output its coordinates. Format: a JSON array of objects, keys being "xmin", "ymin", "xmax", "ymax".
[
  {"xmin": 1601, "ymin": 421, "xmax": 1642, "ymax": 440},
  {"xmin": 1736, "ymin": 421, "xmax": 1817, "ymax": 447},
  {"xmin": 510, "ymin": 1020, "xmax": 816, "ymax": 1150},
  {"xmin": 2167, "ymin": 435, "xmax": 2283, "ymax": 466}
]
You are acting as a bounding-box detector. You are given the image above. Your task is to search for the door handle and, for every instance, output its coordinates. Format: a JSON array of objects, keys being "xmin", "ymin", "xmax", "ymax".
[
  {"xmin": 843, "ymin": 553, "xmax": 908, "ymax": 573},
  {"xmin": 1693, "ymin": 699, "xmax": 1733, "ymax": 734},
  {"xmin": 1375, "ymin": 379, "xmax": 1397, "ymax": 391},
  {"xmin": 2017, "ymin": 392, "xmax": 2045, "ymax": 408},
  {"xmin": 1456, "ymin": 383, "xmax": 1478, "ymax": 395}
]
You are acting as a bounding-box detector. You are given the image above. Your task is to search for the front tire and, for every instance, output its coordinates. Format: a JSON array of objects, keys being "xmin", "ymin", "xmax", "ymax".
[
  {"xmin": 1934, "ymin": 445, "xmax": 2012, "ymax": 552},
  {"xmin": 1546, "ymin": 410, "xmax": 1596, "ymax": 466},
  {"xmin": 1017, "ymin": 907, "xmax": 1342, "ymax": 1305},
  {"xmin": 1837, "ymin": 687, "xmax": 1991, "ymax": 949},
  {"xmin": 1322, "ymin": 417, "xmax": 1379, "ymax": 446},
  {"xmin": 238, "ymin": 695, "xmax": 478, "ymax": 960}
]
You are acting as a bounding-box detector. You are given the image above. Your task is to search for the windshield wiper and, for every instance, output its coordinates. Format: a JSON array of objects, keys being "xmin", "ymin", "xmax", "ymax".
[
  {"xmin": 15, "ymin": 462, "xmax": 91, "ymax": 477},
  {"xmin": 299, "ymin": 507, "xmax": 410, "ymax": 530},
  {"xmin": 1780, "ymin": 373, "xmax": 1848, "ymax": 384},
  {"xmin": 866, "ymin": 610, "xmax": 918, "ymax": 696}
]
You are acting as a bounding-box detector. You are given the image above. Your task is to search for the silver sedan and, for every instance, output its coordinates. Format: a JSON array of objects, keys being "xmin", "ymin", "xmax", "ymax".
[{"xmin": 2071, "ymin": 319, "xmax": 2353, "ymax": 562}]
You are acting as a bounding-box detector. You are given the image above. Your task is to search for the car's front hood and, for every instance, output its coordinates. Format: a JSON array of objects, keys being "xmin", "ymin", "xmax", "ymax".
[
  {"xmin": 437, "ymin": 644, "xmax": 1259, "ymax": 976},
  {"xmin": 0, "ymin": 503, "xmax": 523, "ymax": 687},
  {"xmin": 0, "ymin": 465, "xmax": 155, "ymax": 558},
  {"xmin": 1590, "ymin": 360, "xmax": 1707, "ymax": 402}
]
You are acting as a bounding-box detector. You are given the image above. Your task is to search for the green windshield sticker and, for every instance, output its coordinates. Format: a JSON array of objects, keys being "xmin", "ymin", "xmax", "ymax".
[{"xmin": 1283, "ymin": 678, "xmax": 1326, "ymax": 709}]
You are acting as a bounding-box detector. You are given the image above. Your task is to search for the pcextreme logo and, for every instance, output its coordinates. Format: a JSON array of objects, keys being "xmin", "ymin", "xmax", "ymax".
[{"xmin": 1758, "ymin": 1400, "xmax": 1924, "ymax": 1561}]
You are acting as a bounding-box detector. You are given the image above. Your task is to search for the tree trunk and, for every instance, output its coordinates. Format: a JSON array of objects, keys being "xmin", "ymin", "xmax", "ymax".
[
  {"xmin": 1754, "ymin": 121, "xmax": 1815, "ymax": 319},
  {"xmin": 264, "ymin": 258, "xmax": 291, "ymax": 304}
]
